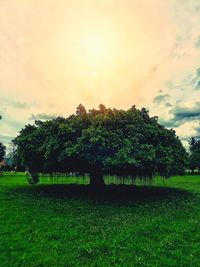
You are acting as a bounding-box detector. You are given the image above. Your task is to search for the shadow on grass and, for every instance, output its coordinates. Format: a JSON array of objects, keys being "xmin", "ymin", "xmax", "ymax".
[{"xmin": 11, "ymin": 184, "xmax": 193, "ymax": 204}]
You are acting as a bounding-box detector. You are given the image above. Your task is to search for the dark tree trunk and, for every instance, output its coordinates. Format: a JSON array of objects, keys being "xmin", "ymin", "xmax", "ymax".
[{"xmin": 90, "ymin": 170, "xmax": 105, "ymax": 188}]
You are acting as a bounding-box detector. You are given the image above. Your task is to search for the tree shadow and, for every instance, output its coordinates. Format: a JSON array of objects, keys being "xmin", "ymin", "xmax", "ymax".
[{"xmin": 11, "ymin": 184, "xmax": 193, "ymax": 205}]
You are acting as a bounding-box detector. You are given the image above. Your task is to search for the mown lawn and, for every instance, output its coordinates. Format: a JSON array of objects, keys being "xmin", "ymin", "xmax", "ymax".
[{"xmin": 0, "ymin": 173, "xmax": 200, "ymax": 267}]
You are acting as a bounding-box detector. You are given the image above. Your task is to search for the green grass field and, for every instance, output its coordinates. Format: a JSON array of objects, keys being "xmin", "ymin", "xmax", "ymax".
[{"xmin": 0, "ymin": 173, "xmax": 200, "ymax": 267}]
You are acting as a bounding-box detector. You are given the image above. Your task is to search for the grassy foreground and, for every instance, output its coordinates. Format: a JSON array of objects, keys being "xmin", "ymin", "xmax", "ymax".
[{"xmin": 0, "ymin": 173, "xmax": 200, "ymax": 267}]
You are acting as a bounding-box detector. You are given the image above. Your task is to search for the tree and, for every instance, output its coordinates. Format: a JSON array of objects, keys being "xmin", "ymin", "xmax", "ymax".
[
  {"xmin": 0, "ymin": 142, "xmax": 6, "ymax": 176},
  {"xmin": 0, "ymin": 142, "xmax": 6, "ymax": 162},
  {"xmin": 76, "ymin": 104, "xmax": 87, "ymax": 116},
  {"xmin": 99, "ymin": 104, "xmax": 107, "ymax": 114},
  {"xmin": 13, "ymin": 105, "xmax": 187, "ymax": 187},
  {"xmin": 188, "ymin": 137, "xmax": 197, "ymax": 150},
  {"xmin": 0, "ymin": 117, "xmax": 5, "ymax": 161},
  {"xmin": 188, "ymin": 137, "xmax": 200, "ymax": 173}
]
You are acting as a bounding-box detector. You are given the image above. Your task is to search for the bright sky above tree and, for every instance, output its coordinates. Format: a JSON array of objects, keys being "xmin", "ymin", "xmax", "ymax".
[{"xmin": 0, "ymin": 0, "xmax": 200, "ymax": 148}]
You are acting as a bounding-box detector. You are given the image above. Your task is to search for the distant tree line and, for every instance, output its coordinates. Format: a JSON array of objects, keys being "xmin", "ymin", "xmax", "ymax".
[
  {"xmin": 188, "ymin": 137, "xmax": 200, "ymax": 173},
  {"xmin": 0, "ymin": 142, "xmax": 6, "ymax": 162},
  {"xmin": 12, "ymin": 105, "xmax": 188, "ymax": 187},
  {"xmin": 0, "ymin": 114, "xmax": 6, "ymax": 175},
  {"xmin": 0, "ymin": 142, "xmax": 6, "ymax": 176}
]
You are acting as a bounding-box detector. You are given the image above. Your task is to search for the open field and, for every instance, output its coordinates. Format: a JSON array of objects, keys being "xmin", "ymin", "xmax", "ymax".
[{"xmin": 1, "ymin": 173, "xmax": 200, "ymax": 267}]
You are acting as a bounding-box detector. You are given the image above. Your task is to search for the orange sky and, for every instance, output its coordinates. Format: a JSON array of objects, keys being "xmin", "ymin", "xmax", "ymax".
[{"xmin": 0, "ymin": 0, "xmax": 200, "ymax": 147}]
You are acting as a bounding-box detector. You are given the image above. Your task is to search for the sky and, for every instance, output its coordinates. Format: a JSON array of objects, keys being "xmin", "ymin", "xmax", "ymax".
[{"xmin": 0, "ymin": 0, "xmax": 200, "ymax": 149}]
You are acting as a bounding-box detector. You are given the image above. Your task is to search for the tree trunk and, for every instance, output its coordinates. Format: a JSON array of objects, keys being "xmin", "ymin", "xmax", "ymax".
[{"xmin": 90, "ymin": 170, "xmax": 105, "ymax": 188}]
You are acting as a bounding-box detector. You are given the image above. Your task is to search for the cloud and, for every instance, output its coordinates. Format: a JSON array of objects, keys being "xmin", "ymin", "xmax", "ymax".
[
  {"xmin": 172, "ymin": 102, "xmax": 200, "ymax": 121},
  {"xmin": 175, "ymin": 120, "xmax": 200, "ymax": 141},
  {"xmin": 197, "ymin": 68, "xmax": 200, "ymax": 77},
  {"xmin": 164, "ymin": 67, "xmax": 200, "ymax": 91},
  {"xmin": 0, "ymin": 134, "xmax": 14, "ymax": 146},
  {"xmin": 195, "ymin": 80, "xmax": 200, "ymax": 90},
  {"xmin": 165, "ymin": 80, "xmax": 175, "ymax": 89},
  {"xmin": 0, "ymin": 97, "xmax": 38, "ymax": 111},
  {"xmin": 29, "ymin": 113, "xmax": 59, "ymax": 121},
  {"xmin": 195, "ymin": 36, "xmax": 200, "ymax": 48},
  {"xmin": 153, "ymin": 94, "xmax": 170, "ymax": 105},
  {"xmin": 10, "ymin": 101, "xmax": 28, "ymax": 109},
  {"xmin": 194, "ymin": 123, "xmax": 200, "ymax": 137},
  {"xmin": 161, "ymin": 102, "xmax": 200, "ymax": 128},
  {"xmin": 194, "ymin": 68, "xmax": 200, "ymax": 89},
  {"xmin": 165, "ymin": 102, "xmax": 172, "ymax": 107},
  {"xmin": 189, "ymin": 67, "xmax": 200, "ymax": 90}
]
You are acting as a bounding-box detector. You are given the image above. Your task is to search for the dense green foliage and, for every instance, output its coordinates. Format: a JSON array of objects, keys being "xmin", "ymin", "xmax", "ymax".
[
  {"xmin": 13, "ymin": 105, "xmax": 187, "ymax": 186},
  {"xmin": 188, "ymin": 137, "xmax": 200, "ymax": 172},
  {"xmin": 0, "ymin": 115, "xmax": 6, "ymax": 169},
  {"xmin": 0, "ymin": 142, "xmax": 6, "ymax": 162},
  {"xmin": 1, "ymin": 173, "xmax": 200, "ymax": 267}
]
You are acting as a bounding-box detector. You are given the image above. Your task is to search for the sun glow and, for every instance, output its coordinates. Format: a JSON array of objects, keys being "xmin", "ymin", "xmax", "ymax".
[
  {"xmin": 78, "ymin": 30, "xmax": 116, "ymax": 76},
  {"xmin": 82, "ymin": 34, "xmax": 110, "ymax": 63},
  {"xmin": 52, "ymin": 19, "xmax": 155, "ymax": 99}
]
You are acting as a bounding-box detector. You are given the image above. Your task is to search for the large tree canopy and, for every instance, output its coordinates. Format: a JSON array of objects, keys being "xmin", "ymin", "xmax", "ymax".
[{"xmin": 13, "ymin": 105, "xmax": 187, "ymax": 186}]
